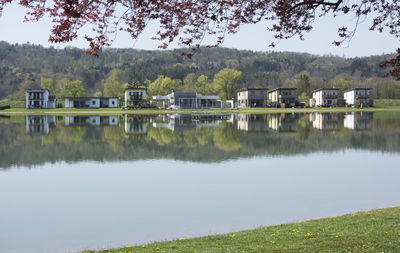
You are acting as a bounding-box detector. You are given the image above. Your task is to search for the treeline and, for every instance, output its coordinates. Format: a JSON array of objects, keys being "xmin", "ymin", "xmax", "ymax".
[{"xmin": 1, "ymin": 41, "xmax": 400, "ymax": 101}]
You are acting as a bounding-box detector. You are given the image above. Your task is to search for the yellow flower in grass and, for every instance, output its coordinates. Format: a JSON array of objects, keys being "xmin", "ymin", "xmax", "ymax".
[
  {"xmin": 231, "ymin": 234, "xmax": 237, "ymax": 237},
  {"xmin": 304, "ymin": 232, "xmax": 313, "ymax": 238},
  {"xmin": 271, "ymin": 233, "xmax": 276, "ymax": 237},
  {"xmin": 292, "ymin": 229, "xmax": 298, "ymax": 232},
  {"xmin": 155, "ymin": 247, "xmax": 160, "ymax": 250}
]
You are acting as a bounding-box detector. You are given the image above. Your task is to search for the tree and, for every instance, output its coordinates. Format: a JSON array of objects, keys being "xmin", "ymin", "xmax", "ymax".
[
  {"xmin": 2, "ymin": 0, "xmax": 399, "ymax": 77},
  {"xmin": 40, "ymin": 78, "xmax": 55, "ymax": 94},
  {"xmin": 331, "ymin": 78, "xmax": 351, "ymax": 98},
  {"xmin": 64, "ymin": 80, "xmax": 86, "ymax": 97},
  {"xmin": 148, "ymin": 75, "xmax": 180, "ymax": 96},
  {"xmin": 213, "ymin": 68, "xmax": 242, "ymax": 101},
  {"xmin": 103, "ymin": 71, "xmax": 124, "ymax": 97}
]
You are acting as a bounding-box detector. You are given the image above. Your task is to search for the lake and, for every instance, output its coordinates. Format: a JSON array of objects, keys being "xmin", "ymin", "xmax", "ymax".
[{"xmin": 0, "ymin": 112, "xmax": 399, "ymax": 253}]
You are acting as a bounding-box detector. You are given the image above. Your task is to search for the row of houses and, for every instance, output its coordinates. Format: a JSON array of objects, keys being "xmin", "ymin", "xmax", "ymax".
[
  {"xmin": 25, "ymin": 86, "xmax": 372, "ymax": 109},
  {"xmin": 238, "ymin": 87, "xmax": 372, "ymax": 108}
]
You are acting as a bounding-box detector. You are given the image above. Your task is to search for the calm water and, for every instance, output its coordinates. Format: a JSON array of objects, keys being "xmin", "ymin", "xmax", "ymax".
[{"xmin": 0, "ymin": 112, "xmax": 399, "ymax": 253}]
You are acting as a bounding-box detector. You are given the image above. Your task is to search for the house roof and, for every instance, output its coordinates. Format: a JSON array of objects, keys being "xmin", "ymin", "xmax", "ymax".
[
  {"xmin": 64, "ymin": 97, "xmax": 118, "ymax": 99},
  {"xmin": 125, "ymin": 87, "xmax": 147, "ymax": 91},
  {"xmin": 25, "ymin": 89, "xmax": 50, "ymax": 92},
  {"xmin": 238, "ymin": 87, "xmax": 268, "ymax": 92},
  {"xmin": 344, "ymin": 88, "xmax": 371, "ymax": 92},
  {"xmin": 268, "ymin": 87, "xmax": 297, "ymax": 93},
  {"xmin": 312, "ymin": 88, "xmax": 339, "ymax": 93}
]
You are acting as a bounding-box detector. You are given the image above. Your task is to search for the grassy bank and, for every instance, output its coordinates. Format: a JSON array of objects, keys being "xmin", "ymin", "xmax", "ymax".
[
  {"xmin": 85, "ymin": 207, "xmax": 400, "ymax": 253},
  {"xmin": 1, "ymin": 99, "xmax": 400, "ymax": 115}
]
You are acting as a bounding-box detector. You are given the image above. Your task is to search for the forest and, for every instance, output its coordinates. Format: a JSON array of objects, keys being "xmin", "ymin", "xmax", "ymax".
[{"xmin": 1, "ymin": 41, "xmax": 400, "ymax": 102}]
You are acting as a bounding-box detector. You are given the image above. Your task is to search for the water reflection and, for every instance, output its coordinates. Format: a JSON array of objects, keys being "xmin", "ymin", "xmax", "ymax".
[{"xmin": 1, "ymin": 112, "xmax": 399, "ymax": 169}]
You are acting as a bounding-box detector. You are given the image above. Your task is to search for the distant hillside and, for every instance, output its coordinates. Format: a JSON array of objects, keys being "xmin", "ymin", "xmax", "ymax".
[{"xmin": 0, "ymin": 41, "xmax": 398, "ymax": 99}]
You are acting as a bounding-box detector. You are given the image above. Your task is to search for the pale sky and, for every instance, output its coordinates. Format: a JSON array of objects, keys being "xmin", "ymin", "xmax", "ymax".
[{"xmin": 0, "ymin": 3, "xmax": 398, "ymax": 57}]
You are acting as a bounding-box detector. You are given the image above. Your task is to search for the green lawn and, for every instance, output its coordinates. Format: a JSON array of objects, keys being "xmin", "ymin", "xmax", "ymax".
[
  {"xmin": 1, "ymin": 99, "xmax": 400, "ymax": 115},
  {"xmin": 84, "ymin": 207, "xmax": 400, "ymax": 253}
]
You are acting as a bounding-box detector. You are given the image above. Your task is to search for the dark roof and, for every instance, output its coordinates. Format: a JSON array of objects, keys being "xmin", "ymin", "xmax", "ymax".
[
  {"xmin": 238, "ymin": 87, "xmax": 268, "ymax": 92},
  {"xmin": 125, "ymin": 88, "xmax": 147, "ymax": 91},
  {"xmin": 25, "ymin": 89, "xmax": 50, "ymax": 92},
  {"xmin": 64, "ymin": 97, "xmax": 118, "ymax": 99},
  {"xmin": 344, "ymin": 88, "xmax": 371, "ymax": 92},
  {"xmin": 268, "ymin": 87, "xmax": 297, "ymax": 93},
  {"xmin": 172, "ymin": 92, "xmax": 197, "ymax": 97},
  {"xmin": 312, "ymin": 88, "xmax": 339, "ymax": 93}
]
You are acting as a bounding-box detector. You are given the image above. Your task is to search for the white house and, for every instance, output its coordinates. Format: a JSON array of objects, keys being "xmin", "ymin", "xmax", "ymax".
[
  {"xmin": 152, "ymin": 92, "xmax": 219, "ymax": 109},
  {"xmin": 64, "ymin": 97, "xmax": 118, "ymax": 108},
  {"xmin": 344, "ymin": 88, "xmax": 372, "ymax": 107},
  {"xmin": 311, "ymin": 88, "xmax": 339, "ymax": 107},
  {"xmin": 310, "ymin": 113, "xmax": 339, "ymax": 130},
  {"xmin": 25, "ymin": 89, "xmax": 56, "ymax": 109},
  {"xmin": 25, "ymin": 115, "xmax": 56, "ymax": 135},
  {"xmin": 344, "ymin": 112, "xmax": 371, "ymax": 130},
  {"xmin": 125, "ymin": 88, "xmax": 147, "ymax": 108}
]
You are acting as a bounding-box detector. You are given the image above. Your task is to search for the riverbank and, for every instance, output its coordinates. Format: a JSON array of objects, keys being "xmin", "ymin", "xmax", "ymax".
[
  {"xmin": 85, "ymin": 206, "xmax": 400, "ymax": 253},
  {"xmin": 1, "ymin": 99, "xmax": 400, "ymax": 115},
  {"xmin": 1, "ymin": 106, "xmax": 400, "ymax": 116}
]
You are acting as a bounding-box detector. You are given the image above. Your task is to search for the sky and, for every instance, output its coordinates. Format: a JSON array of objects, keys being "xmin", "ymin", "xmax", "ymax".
[{"xmin": 0, "ymin": 3, "xmax": 398, "ymax": 58}]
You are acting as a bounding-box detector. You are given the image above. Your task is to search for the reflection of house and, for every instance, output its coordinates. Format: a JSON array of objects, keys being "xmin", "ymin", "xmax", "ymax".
[
  {"xmin": 124, "ymin": 115, "xmax": 147, "ymax": 133},
  {"xmin": 344, "ymin": 88, "xmax": 372, "ymax": 107},
  {"xmin": 311, "ymin": 88, "xmax": 339, "ymax": 107},
  {"xmin": 237, "ymin": 88, "xmax": 267, "ymax": 108},
  {"xmin": 152, "ymin": 114, "xmax": 226, "ymax": 131},
  {"xmin": 268, "ymin": 113, "xmax": 296, "ymax": 132},
  {"xmin": 25, "ymin": 115, "xmax": 56, "ymax": 135},
  {"xmin": 64, "ymin": 97, "xmax": 118, "ymax": 108},
  {"xmin": 65, "ymin": 116, "xmax": 119, "ymax": 126},
  {"xmin": 310, "ymin": 113, "xmax": 339, "ymax": 130},
  {"xmin": 344, "ymin": 112, "xmax": 371, "ymax": 130},
  {"xmin": 25, "ymin": 89, "xmax": 56, "ymax": 109},
  {"xmin": 237, "ymin": 114, "xmax": 268, "ymax": 132},
  {"xmin": 124, "ymin": 88, "xmax": 147, "ymax": 108},
  {"xmin": 268, "ymin": 88, "xmax": 297, "ymax": 108},
  {"xmin": 152, "ymin": 92, "xmax": 219, "ymax": 109}
]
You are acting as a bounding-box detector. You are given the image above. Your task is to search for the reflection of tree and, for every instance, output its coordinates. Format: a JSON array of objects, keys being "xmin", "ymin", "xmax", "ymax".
[
  {"xmin": 147, "ymin": 127, "xmax": 181, "ymax": 146},
  {"xmin": 56, "ymin": 127, "xmax": 87, "ymax": 144},
  {"xmin": 183, "ymin": 130, "xmax": 197, "ymax": 147},
  {"xmin": 103, "ymin": 126, "xmax": 123, "ymax": 152},
  {"xmin": 195, "ymin": 127, "xmax": 213, "ymax": 146},
  {"xmin": 213, "ymin": 122, "xmax": 242, "ymax": 151},
  {"xmin": 295, "ymin": 117, "xmax": 311, "ymax": 142}
]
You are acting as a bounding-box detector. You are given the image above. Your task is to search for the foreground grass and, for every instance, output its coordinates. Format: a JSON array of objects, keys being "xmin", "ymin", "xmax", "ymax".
[{"xmin": 85, "ymin": 207, "xmax": 400, "ymax": 253}]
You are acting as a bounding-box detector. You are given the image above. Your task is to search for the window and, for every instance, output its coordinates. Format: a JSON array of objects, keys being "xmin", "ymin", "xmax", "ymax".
[
  {"xmin": 92, "ymin": 101, "xmax": 96, "ymax": 105},
  {"xmin": 112, "ymin": 101, "xmax": 115, "ymax": 105}
]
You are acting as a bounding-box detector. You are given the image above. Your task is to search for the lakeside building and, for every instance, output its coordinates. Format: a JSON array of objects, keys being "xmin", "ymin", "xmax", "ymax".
[
  {"xmin": 65, "ymin": 116, "xmax": 119, "ymax": 126},
  {"xmin": 344, "ymin": 88, "xmax": 372, "ymax": 107},
  {"xmin": 25, "ymin": 89, "xmax": 56, "ymax": 109},
  {"xmin": 268, "ymin": 88, "xmax": 297, "ymax": 108},
  {"xmin": 152, "ymin": 92, "xmax": 219, "ymax": 109},
  {"xmin": 237, "ymin": 88, "xmax": 268, "ymax": 108},
  {"xmin": 311, "ymin": 88, "xmax": 339, "ymax": 107},
  {"xmin": 25, "ymin": 115, "xmax": 56, "ymax": 135},
  {"xmin": 310, "ymin": 113, "xmax": 340, "ymax": 130},
  {"xmin": 124, "ymin": 88, "xmax": 147, "ymax": 108},
  {"xmin": 64, "ymin": 97, "xmax": 118, "ymax": 109}
]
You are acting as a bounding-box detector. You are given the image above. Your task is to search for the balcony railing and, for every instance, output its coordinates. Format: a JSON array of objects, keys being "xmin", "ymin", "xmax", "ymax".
[
  {"xmin": 356, "ymin": 95, "xmax": 370, "ymax": 99},
  {"xmin": 322, "ymin": 95, "xmax": 338, "ymax": 99}
]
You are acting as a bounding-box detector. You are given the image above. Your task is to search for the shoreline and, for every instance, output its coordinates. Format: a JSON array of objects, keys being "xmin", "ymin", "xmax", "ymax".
[
  {"xmin": 1, "ymin": 106, "xmax": 400, "ymax": 116},
  {"xmin": 85, "ymin": 206, "xmax": 400, "ymax": 253}
]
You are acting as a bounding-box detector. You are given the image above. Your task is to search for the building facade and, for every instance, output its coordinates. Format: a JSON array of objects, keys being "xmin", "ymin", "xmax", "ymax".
[
  {"xmin": 124, "ymin": 88, "xmax": 147, "ymax": 108},
  {"xmin": 344, "ymin": 88, "xmax": 372, "ymax": 107},
  {"xmin": 64, "ymin": 97, "xmax": 118, "ymax": 109},
  {"xmin": 311, "ymin": 88, "xmax": 339, "ymax": 107},
  {"xmin": 25, "ymin": 89, "xmax": 56, "ymax": 109},
  {"xmin": 268, "ymin": 88, "xmax": 297, "ymax": 108},
  {"xmin": 237, "ymin": 88, "xmax": 267, "ymax": 108},
  {"xmin": 152, "ymin": 92, "xmax": 219, "ymax": 109}
]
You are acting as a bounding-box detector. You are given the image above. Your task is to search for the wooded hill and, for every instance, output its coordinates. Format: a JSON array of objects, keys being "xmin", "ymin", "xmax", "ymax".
[{"xmin": 1, "ymin": 41, "xmax": 399, "ymax": 100}]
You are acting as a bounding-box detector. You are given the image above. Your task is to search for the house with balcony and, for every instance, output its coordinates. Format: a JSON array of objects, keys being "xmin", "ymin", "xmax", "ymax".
[
  {"xmin": 268, "ymin": 88, "xmax": 297, "ymax": 108},
  {"xmin": 237, "ymin": 88, "xmax": 268, "ymax": 108},
  {"xmin": 64, "ymin": 97, "xmax": 118, "ymax": 109},
  {"xmin": 25, "ymin": 89, "xmax": 56, "ymax": 109},
  {"xmin": 25, "ymin": 115, "xmax": 56, "ymax": 135},
  {"xmin": 124, "ymin": 88, "xmax": 147, "ymax": 108},
  {"xmin": 344, "ymin": 88, "xmax": 372, "ymax": 107},
  {"xmin": 152, "ymin": 92, "xmax": 219, "ymax": 109},
  {"xmin": 310, "ymin": 113, "xmax": 340, "ymax": 130},
  {"xmin": 311, "ymin": 88, "xmax": 339, "ymax": 107}
]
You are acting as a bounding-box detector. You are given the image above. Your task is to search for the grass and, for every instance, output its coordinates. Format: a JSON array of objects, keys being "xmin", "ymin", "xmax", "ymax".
[
  {"xmin": 1, "ymin": 99, "xmax": 400, "ymax": 115},
  {"xmin": 84, "ymin": 207, "xmax": 400, "ymax": 253}
]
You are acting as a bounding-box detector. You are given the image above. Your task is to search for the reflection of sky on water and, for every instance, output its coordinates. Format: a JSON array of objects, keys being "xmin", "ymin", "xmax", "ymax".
[{"xmin": 0, "ymin": 150, "xmax": 399, "ymax": 253}]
